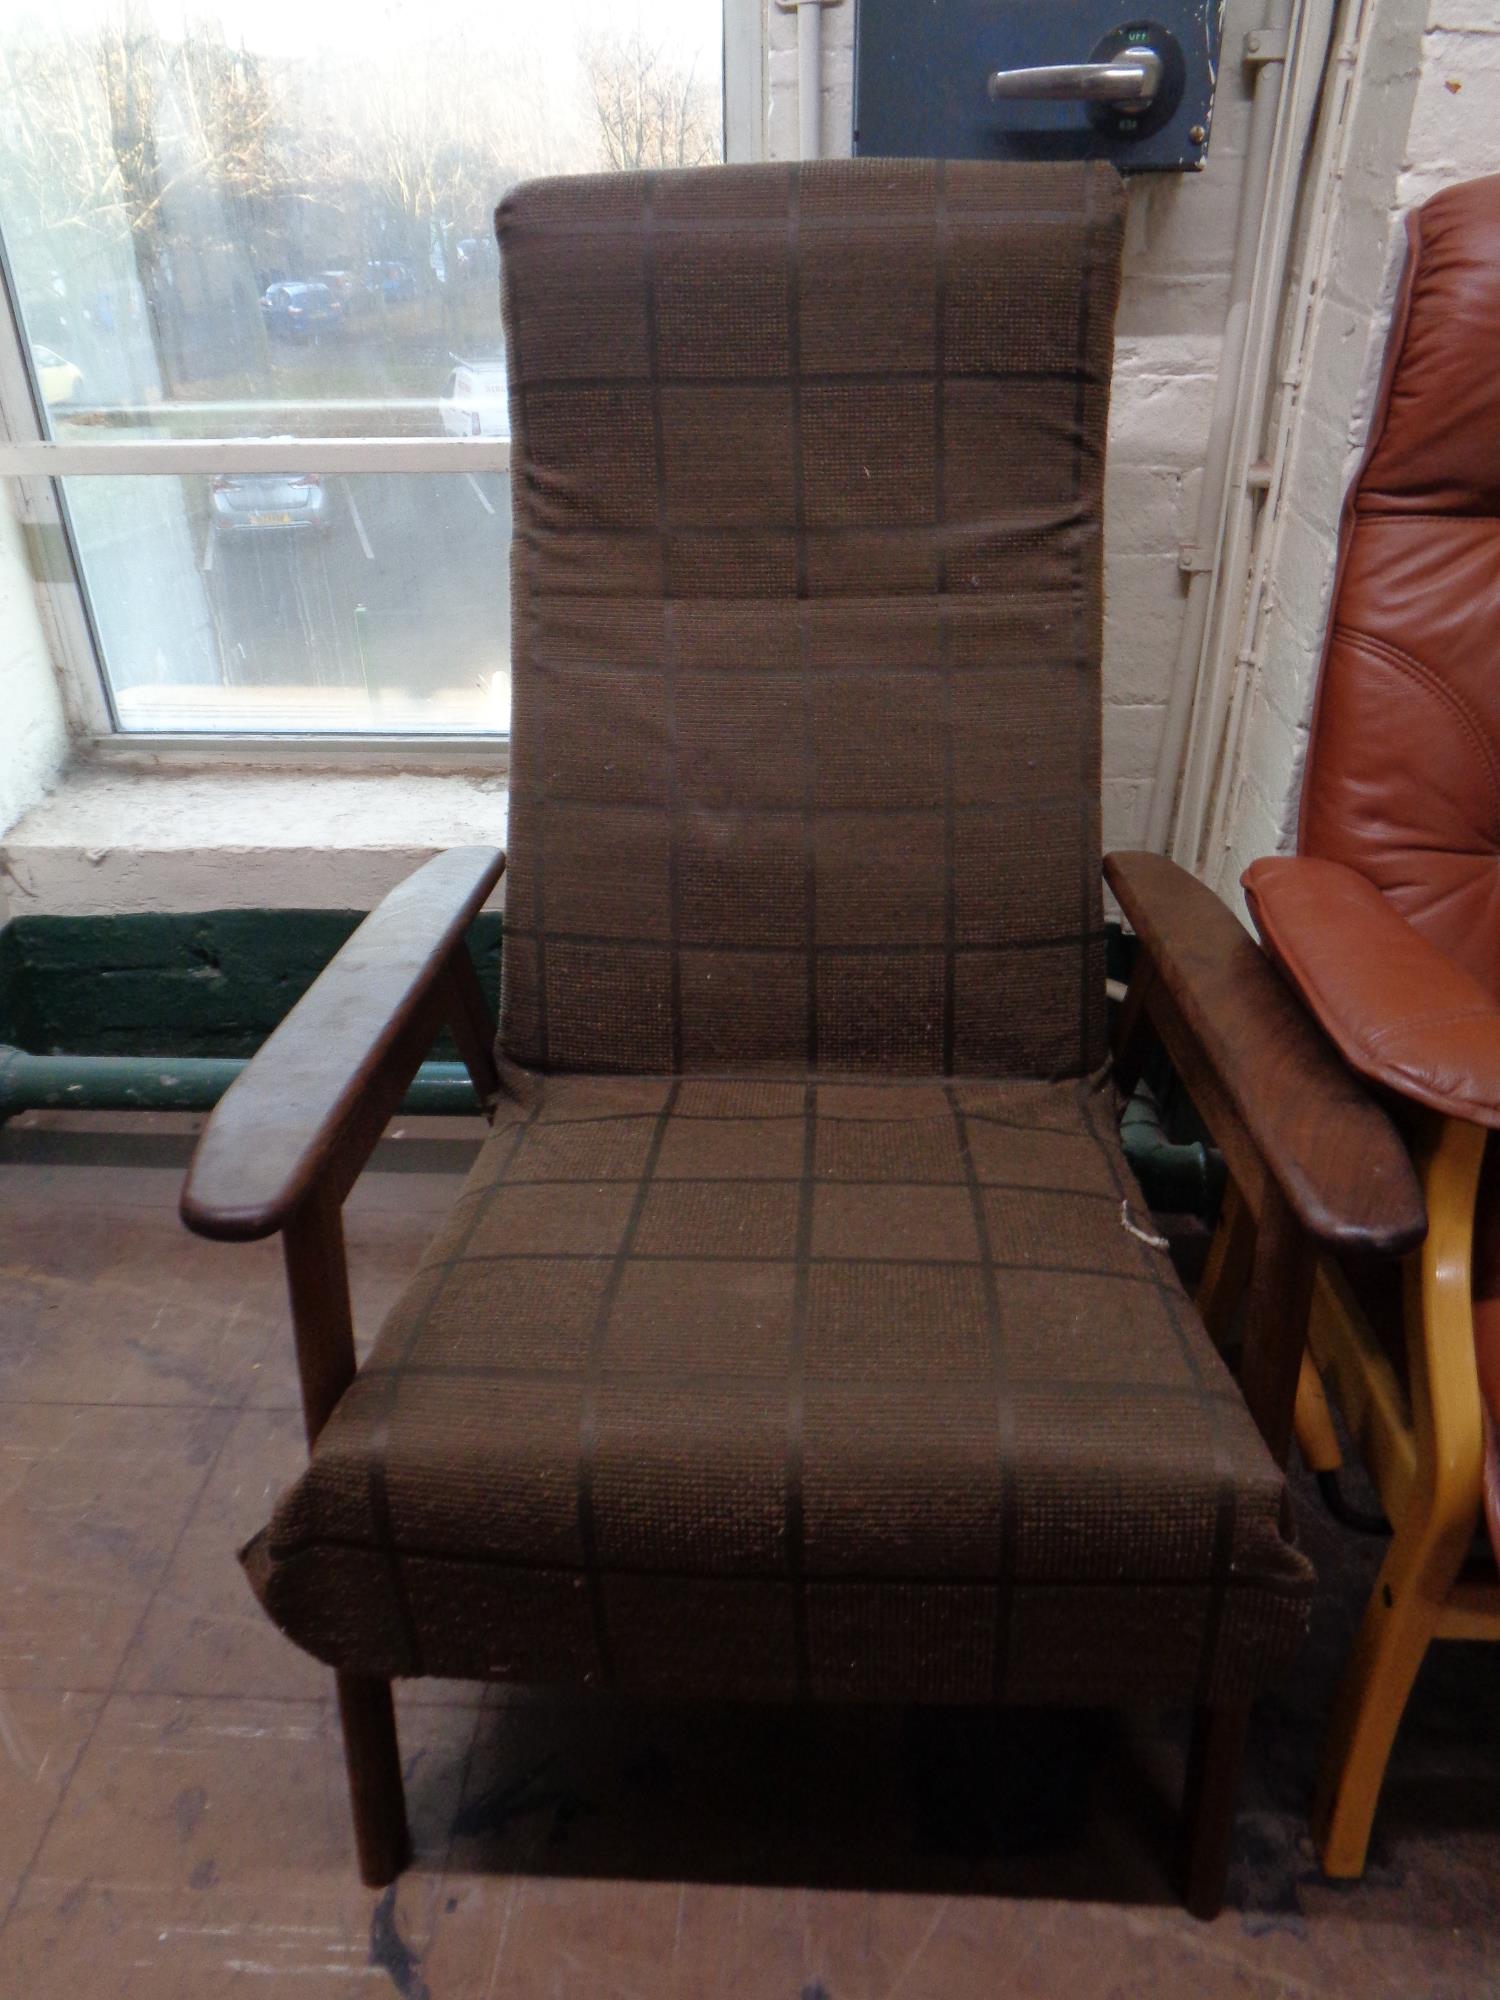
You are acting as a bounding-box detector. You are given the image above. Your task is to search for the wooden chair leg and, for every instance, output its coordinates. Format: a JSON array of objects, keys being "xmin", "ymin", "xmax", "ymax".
[
  {"xmin": 337, "ymin": 1672, "xmax": 411, "ymax": 1887},
  {"xmin": 1183, "ymin": 1704, "xmax": 1249, "ymax": 1919},
  {"xmin": 1310, "ymin": 1511, "xmax": 1458, "ymax": 1878},
  {"xmin": 1312, "ymin": 1114, "xmax": 1487, "ymax": 1880}
]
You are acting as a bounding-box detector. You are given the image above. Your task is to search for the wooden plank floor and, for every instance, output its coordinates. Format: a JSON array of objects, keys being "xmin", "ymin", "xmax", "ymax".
[{"xmin": 1, "ymin": 1110, "xmax": 1497, "ymax": 1997}]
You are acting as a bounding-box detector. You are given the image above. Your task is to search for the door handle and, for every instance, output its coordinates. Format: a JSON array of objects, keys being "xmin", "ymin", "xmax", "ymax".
[{"xmin": 987, "ymin": 48, "xmax": 1163, "ymax": 115}]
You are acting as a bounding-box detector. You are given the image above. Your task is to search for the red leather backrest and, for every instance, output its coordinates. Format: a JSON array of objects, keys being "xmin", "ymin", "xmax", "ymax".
[{"xmin": 1299, "ymin": 174, "xmax": 1500, "ymax": 997}]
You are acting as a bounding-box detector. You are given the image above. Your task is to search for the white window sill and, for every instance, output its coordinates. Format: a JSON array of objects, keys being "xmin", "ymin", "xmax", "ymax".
[{"xmin": 0, "ymin": 761, "xmax": 509, "ymax": 919}]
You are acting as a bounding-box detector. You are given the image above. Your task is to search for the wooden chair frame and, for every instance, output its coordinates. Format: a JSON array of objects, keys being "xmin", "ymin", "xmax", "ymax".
[
  {"xmin": 178, "ymin": 846, "xmax": 1426, "ymax": 1914},
  {"xmin": 1105, "ymin": 851, "xmax": 1427, "ymax": 1910},
  {"xmin": 1281, "ymin": 1112, "xmax": 1500, "ymax": 1876},
  {"xmin": 180, "ymin": 846, "xmax": 507, "ymax": 1887}
]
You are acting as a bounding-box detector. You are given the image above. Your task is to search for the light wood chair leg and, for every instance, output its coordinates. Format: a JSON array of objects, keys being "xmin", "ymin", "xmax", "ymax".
[
  {"xmin": 1313, "ymin": 1113, "xmax": 1487, "ymax": 1879},
  {"xmin": 337, "ymin": 1672, "xmax": 411, "ymax": 1887},
  {"xmin": 1183, "ymin": 1704, "xmax": 1250, "ymax": 1919},
  {"xmin": 1311, "ymin": 1509, "xmax": 1461, "ymax": 1877}
]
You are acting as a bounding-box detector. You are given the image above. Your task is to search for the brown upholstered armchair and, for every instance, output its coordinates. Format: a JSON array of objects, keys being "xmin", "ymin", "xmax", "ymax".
[
  {"xmin": 1222, "ymin": 174, "xmax": 1500, "ymax": 1879},
  {"xmin": 179, "ymin": 161, "xmax": 1422, "ymax": 1915}
]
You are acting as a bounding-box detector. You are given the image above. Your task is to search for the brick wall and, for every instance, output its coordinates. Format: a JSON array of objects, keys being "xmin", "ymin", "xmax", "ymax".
[
  {"xmin": 0, "ymin": 490, "xmax": 69, "ymax": 912},
  {"xmin": 1215, "ymin": 0, "xmax": 1500, "ymax": 902}
]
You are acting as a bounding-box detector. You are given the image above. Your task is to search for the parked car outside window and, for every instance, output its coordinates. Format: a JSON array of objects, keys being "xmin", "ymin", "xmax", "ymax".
[
  {"xmin": 439, "ymin": 357, "xmax": 509, "ymax": 438},
  {"xmin": 259, "ymin": 281, "xmax": 343, "ymax": 339},
  {"xmin": 211, "ymin": 458, "xmax": 330, "ymax": 535}
]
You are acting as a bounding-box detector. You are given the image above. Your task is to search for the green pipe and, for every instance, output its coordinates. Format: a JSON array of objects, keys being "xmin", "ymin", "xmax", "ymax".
[
  {"xmin": 0, "ymin": 1045, "xmax": 479, "ymax": 1120},
  {"xmin": 1120, "ymin": 1078, "xmax": 1226, "ymax": 1218},
  {"xmin": 0, "ymin": 1044, "xmax": 1218, "ymax": 1218}
]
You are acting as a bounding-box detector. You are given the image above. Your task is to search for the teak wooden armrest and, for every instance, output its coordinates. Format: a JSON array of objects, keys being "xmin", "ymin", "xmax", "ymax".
[
  {"xmin": 1105, "ymin": 850, "xmax": 1427, "ymax": 1467},
  {"xmin": 181, "ymin": 845, "xmax": 505, "ymax": 1246}
]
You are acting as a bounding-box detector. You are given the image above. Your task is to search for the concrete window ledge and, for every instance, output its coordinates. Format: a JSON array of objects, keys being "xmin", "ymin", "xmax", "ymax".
[{"xmin": 0, "ymin": 763, "xmax": 510, "ymax": 919}]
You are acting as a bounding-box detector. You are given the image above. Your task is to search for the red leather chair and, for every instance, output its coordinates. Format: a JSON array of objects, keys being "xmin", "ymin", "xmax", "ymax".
[{"xmin": 1240, "ymin": 172, "xmax": 1500, "ymax": 1876}]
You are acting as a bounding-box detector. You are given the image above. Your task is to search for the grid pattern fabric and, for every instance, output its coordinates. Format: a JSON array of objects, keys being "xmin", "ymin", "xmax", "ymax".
[
  {"xmin": 245, "ymin": 1075, "xmax": 1314, "ymax": 1705},
  {"xmin": 496, "ymin": 160, "xmax": 1124, "ymax": 1079}
]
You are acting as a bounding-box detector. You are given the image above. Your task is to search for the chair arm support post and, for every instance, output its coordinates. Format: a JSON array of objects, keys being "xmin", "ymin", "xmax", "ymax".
[
  {"xmin": 1110, "ymin": 957, "xmax": 1156, "ymax": 1104},
  {"xmin": 283, "ymin": 1182, "xmax": 359, "ymax": 1448},
  {"xmin": 1406, "ymin": 1113, "xmax": 1488, "ymax": 1535},
  {"xmin": 1238, "ymin": 1180, "xmax": 1319, "ymax": 1467},
  {"xmin": 442, "ymin": 944, "xmax": 502, "ymax": 1118}
]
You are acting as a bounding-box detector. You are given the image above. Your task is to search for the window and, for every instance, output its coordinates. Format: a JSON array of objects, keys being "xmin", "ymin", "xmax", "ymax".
[{"xmin": 0, "ymin": 1, "xmax": 754, "ymax": 740}]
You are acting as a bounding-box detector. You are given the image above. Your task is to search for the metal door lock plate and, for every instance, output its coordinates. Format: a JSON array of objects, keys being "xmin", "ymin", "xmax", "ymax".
[{"xmin": 855, "ymin": 2, "xmax": 1226, "ymax": 173}]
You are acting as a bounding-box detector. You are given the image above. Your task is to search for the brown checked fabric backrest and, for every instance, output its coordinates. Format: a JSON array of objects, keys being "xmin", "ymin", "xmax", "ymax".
[{"xmin": 497, "ymin": 160, "xmax": 1125, "ymax": 1078}]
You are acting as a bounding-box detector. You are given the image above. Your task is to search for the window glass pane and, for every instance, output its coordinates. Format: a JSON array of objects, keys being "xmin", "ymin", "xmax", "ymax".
[
  {"xmin": 2, "ymin": 1, "xmax": 723, "ymax": 440},
  {"xmin": 67, "ymin": 473, "xmax": 511, "ymax": 732},
  {"xmin": 1, "ymin": 0, "xmax": 724, "ymax": 731}
]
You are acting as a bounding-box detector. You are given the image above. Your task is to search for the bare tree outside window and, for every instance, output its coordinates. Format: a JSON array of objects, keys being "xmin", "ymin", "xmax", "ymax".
[{"xmin": 584, "ymin": 28, "xmax": 720, "ymax": 172}]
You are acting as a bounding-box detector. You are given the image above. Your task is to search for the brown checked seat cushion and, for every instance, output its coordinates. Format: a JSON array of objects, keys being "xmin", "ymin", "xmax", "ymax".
[
  {"xmin": 245, "ymin": 1072, "xmax": 1312, "ymax": 1705},
  {"xmin": 243, "ymin": 160, "xmax": 1312, "ymax": 1711}
]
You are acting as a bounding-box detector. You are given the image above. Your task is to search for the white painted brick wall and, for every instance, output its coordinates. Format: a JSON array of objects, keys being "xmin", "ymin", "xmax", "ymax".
[
  {"xmin": 0, "ymin": 489, "xmax": 69, "ymax": 912},
  {"xmin": 1215, "ymin": 1, "xmax": 1500, "ymax": 907},
  {"xmin": 763, "ymin": 0, "xmax": 1265, "ymax": 848},
  {"xmin": 1401, "ymin": 21, "xmax": 1500, "ymax": 207}
]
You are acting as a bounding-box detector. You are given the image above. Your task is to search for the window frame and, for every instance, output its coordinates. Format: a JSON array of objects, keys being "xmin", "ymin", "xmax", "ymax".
[{"xmin": 0, "ymin": 0, "xmax": 766, "ymax": 765}]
